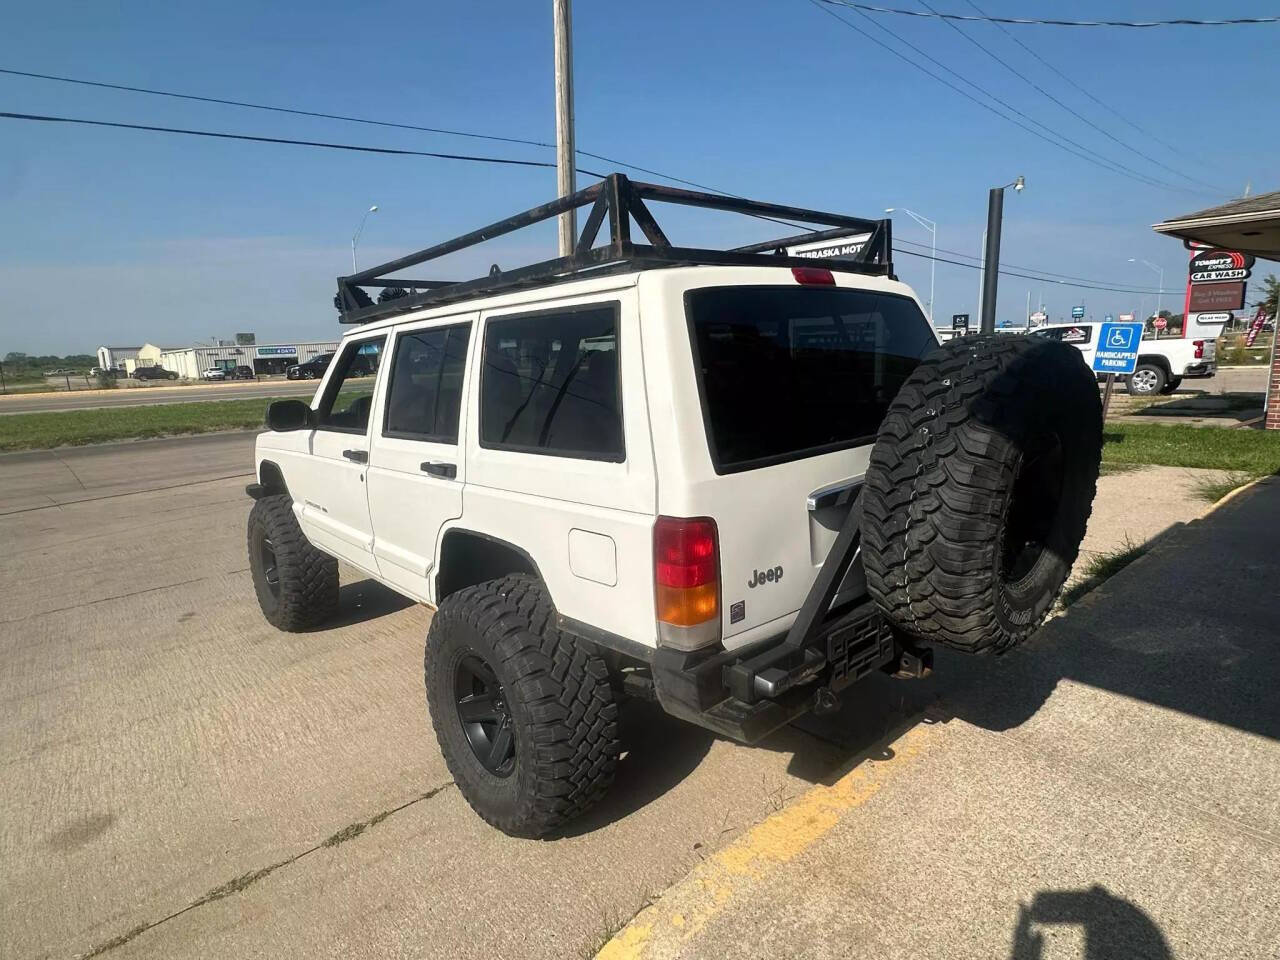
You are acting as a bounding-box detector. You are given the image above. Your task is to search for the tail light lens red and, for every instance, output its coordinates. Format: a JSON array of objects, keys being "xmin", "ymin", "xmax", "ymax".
[
  {"xmin": 654, "ymin": 516, "xmax": 721, "ymax": 650},
  {"xmin": 1193, "ymin": 340, "xmax": 1205, "ymax": 359}
]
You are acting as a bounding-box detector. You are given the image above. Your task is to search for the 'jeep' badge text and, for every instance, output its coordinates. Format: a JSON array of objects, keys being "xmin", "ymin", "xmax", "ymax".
[{"xmin": 748, "ymin": 566, "xmax": 783, "ymax": 588}]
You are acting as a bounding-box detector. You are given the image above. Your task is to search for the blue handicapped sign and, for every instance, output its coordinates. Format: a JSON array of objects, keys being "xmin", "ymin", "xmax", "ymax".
[{"xmin": 1092, "ymin": 322, "xmax": 1144, "ymax": 375}]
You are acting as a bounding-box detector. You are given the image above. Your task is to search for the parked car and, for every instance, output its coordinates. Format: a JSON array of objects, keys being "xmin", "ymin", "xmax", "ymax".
[
  {"xmin": 286, "ymin": 353, "xmax": 335, "ymax": 380},
  {"xmin": 1030, "ymin": 322, "xmax": 1216, "ymax": 395},
  {"xmin": 202, "ymin": 367, "xmax": 228, "ymax": 381},
  {"xmin": 246, "ymin": 174, "xmax": 1103, "ymax": 838},
  {"xmin": 231, "ymin": 365, "xmax": 256, "ymax": 380},
  {"xmin": 133, "ymin": 366, "xmax": 179, "ymax": 381}
]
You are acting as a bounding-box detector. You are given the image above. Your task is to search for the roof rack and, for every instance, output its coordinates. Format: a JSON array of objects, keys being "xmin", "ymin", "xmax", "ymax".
[{"xmin": 336, "ymin": 173, "xmax": 894, "ymax": 325}]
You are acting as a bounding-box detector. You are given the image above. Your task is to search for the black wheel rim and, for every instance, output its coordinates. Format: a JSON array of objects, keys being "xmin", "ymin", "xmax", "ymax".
[
  {"xmin": 454, "ymin": 655, "xmax": 515, "ymax": 777},
  {"xmin": 258, "ymin": 533, "xmax": 281, "ymax": 598},
  {"xmin": 1001, "ymin": 432, "xmax": 1065, "ymax": 586}
]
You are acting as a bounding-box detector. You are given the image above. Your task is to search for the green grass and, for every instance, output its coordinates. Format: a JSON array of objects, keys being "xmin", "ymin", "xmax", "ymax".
[
  {"xmin": 0, "ymin": 397, "xmax": 277, "ymax": 451},
  {"xmin": 1061, "ymin": 538, "xmax": 1149, "ymax": 608},
  {"xmin": 1098, "ymin": 461, "xmax": 1142, "ymax": 476},
  {"xmin": 1102, "ymin": 423, "xmax": 1280, "ymax": 476},
  {"xmin": 1189, "ymin": 471, "xmax": 1255, "ymax": 503}
]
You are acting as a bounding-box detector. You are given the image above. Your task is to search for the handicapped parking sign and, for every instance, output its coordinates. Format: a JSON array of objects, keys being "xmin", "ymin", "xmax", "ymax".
[{"xmin": 1092, "ymin": 322, "xmax": 1144, "ymax": 375}]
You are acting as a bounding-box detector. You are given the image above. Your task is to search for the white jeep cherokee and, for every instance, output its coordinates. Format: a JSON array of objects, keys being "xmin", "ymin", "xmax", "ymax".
[{"xmin": 246, "ymin": 176, "xmax": 1102, "ymax": 837}]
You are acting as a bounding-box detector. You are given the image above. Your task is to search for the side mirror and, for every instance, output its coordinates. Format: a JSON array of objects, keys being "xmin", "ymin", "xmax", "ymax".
[{"xmin": 265, "ymin": 399, "xmax": 312, "ymax": 432}]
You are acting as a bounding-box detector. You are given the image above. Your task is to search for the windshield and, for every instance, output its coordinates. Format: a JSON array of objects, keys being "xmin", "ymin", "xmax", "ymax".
[{"xmin": 686, "ymin": 285, "xmax": 937, "ymax": 473}]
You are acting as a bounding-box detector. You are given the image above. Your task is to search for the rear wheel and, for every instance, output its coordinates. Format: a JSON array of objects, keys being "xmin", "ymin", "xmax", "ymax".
[
  {"xmin": 862, "ymin": 334, "xmax": 1102, "ymax": 654},
  {"xmin": 1159, "ymin": 376, "xmax": 1183, "ymax": 395},
  {"xmin": 247, "ymin": 494, "xmax": 338, "ymax": 631},
  {"xmin": 425, "ymin": 575, "xmax": 619, "ymax": 837},
  {"xmin": 1127, "ymin": 364, "xmax": 1166, "ymax": 395}
]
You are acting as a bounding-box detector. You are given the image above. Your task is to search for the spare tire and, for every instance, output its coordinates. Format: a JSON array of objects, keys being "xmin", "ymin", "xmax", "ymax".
[{"xmin": 862, "ymin": 334, "xmax": 1102, "ymax": 654}]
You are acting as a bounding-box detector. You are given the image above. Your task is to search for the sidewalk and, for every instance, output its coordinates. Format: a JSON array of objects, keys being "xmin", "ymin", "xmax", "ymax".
[{"xmin": 601, "ymin": 478, "xmax": 1280, "ymax": 960}]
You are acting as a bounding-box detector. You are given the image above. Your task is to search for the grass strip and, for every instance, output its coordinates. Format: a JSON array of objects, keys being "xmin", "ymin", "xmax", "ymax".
[
  {"xmin": 1101, "ymin": 423, "xmax": 1280, "ymax": 476},
  {"xmin": 0, "ymin": 397, "xmax": 276, "ymax": 451},
  {"xmin": 1061, "ymin": 538, "xmax": 1149, "ymax": 608}
]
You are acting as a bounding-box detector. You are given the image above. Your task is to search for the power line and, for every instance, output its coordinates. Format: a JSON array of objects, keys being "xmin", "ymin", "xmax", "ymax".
[
  {"xmin": 914, "ymin": 0, "xmax": 1219, "ymax": 191},
  {"xmin": 0, "ymin": 66, "xmax": 719, "ymax": 194},
  {"xmin": 896, "ymin": 248, "xmax": 1172, "ymax": 295},
  {"xmin": 893, "ymin": 238, "xmax": 1176, "ymax": 292},
  {"xmin": 0, "ymin": 110, "xmax": 607, "ymax": 175},
  {"xmin": 957, "ymin": 0, "xmax": 1210, "ymax": 170},
  {"xmin": 802, "ymin": 0, "xmax": 1211, "ymax": 196},
  {"xmin": 817, "ymin": 3, "xmax": 1280, "ymax": 28}
]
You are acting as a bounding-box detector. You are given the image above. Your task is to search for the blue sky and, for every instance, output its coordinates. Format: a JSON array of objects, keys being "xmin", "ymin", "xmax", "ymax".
[{"xmin": 2, "ymin": 0, "xmax": 1277, "ymax": 353}]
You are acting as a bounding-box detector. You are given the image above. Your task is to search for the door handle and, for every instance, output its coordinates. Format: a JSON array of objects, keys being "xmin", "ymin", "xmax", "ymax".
[
  {"xmin": 342, "ymin": 449, "xmax": 368, "ymax": 464},
  {"xmin": 420, "ymin": 461, "xmax": 457, "ymax": 479}
]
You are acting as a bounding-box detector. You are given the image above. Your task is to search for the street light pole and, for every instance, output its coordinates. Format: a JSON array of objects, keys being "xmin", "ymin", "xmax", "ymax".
[
  {"xmin": 351, "ymin": 205, "xmax": 378, "ymax": 272},
  {"xmin": 885, "ymin": 207, "xmax": 936, "ymax": 322},
  {"xmin": 980, "ymin": 175, "xmax": 1024, "ymax": 334},
  {"xmin": 1127, "ymin": 258, "xmax": 1164, "ymax": 317},
  {"xmin": 553, "ymin": 0, "xmax": 577, "ymax": 257}
]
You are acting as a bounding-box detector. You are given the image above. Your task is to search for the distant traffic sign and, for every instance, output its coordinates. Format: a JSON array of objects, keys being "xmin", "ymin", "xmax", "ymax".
[
  {"xmin": 952, "ymin": 313, "xmax": 970, "ymax": 334},
  {"xmin": 1104, "ymin": 314, "xmax": 1114, "ymax": 322},
  {"xmin": 1092, "ymin": 322, "xmax": 1144, "ymax": 375},
  {"xmin": 1153, "ymin": 317, "xmax": 1167, "ymax": 330},
  {"xmin": 1071, "ymin": 305, "xmax": 1086, "ymax": 319}
]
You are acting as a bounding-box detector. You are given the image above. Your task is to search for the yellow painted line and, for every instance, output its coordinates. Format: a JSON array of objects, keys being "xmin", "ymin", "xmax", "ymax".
[
  {"xmin": 596, "ymin": 720, "xmax": 938, "ymax": 960},
  {"xmin": 1209, "ymin": 475, "xmax": 1268, "ymax": 513}
]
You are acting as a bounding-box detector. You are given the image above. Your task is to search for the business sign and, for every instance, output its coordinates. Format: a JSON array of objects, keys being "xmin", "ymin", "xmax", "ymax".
[
  {"xmin": 1104, "ymin": 314, "xmax": 1114, "ymax": 322},
  {"xmin": 1246, "ymin": 306, "xmax": 1270, "ymax": 348},
  {"xmin": 1029, "ymin": 311, "xmax": 1047, "ymax": 324},
  {"xmin": 1071, "ymin": 305, "xmax": 1086, "ymax": 319},
  {"xmin": 786, "ymin": 232, "xmax": 872, "ymax": 260},
  {"xmin": 1092, "ymin": 322, "xmax": 1144, "ymax": 376},
  {"xmin": 1193, "ymin": 312, "xmax": 1231, "ymax": 325},
  {"xmin": 952, "ymin": 313, "xmax": 970, "ymax": 334},
  {"xmin": 1189, "ymin": 249, "xmax": 1254, "ymax": 284},
  {"xmin": 256, "ymin": 346, "xmax": 298, "ymax": 356},
  {"xmin": 235, "ymin": 333, "xmax": 256, "ymax": 345},
  {"xmin": 1188, "ymin": 282, "xmax": 1246, "ymax": 312},
  {"xmin": 1118, "ymin": 313, "xmax": 1135, "ymax": 322}
]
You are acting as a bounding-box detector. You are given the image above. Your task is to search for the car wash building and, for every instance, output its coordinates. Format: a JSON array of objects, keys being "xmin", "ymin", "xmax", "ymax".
[
  {"xmin": 102, "ymin": 340, "xmax": 340, "ymax": 378},
  {"xmin": 1154, "ymin": 190, "xmax": 1280, "ymax": 429}
]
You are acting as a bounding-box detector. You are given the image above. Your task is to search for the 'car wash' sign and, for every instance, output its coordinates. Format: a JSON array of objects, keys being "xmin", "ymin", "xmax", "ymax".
[
  {"xmin": 786, "ymin": 232, "xmax": 872, "ymax": 260},
  {"xmin": 1189, "ymin": 249, "xmax": 1254, "ymax": 284}
]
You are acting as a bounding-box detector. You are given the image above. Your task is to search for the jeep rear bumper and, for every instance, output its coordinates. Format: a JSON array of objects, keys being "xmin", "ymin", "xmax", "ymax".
[{"xmin": 650, "ymin": 487, "xmax": 929, "ymax": 744}]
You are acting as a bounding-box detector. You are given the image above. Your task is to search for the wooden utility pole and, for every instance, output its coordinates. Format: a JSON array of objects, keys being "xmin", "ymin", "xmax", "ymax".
[{"xmin": 553, "ymin": 0, "xmax": 577, "ymax": 257}]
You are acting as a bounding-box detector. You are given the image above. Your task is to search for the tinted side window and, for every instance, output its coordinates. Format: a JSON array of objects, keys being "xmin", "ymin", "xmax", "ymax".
[
  {"xmin": 316, "ymin": 337, "xmax": 385, "ymax": 432},
  {"xmin": 383, "ymin": 324, "xmax": 471, "ymax": 443},
  {"xmin": 479, "ymin": 304, "xmax": 623, "ymax": 461}
]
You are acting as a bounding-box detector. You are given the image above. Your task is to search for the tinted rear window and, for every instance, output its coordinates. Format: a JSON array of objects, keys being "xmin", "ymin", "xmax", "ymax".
[{"xmin": 686, "ymin": 286, "xmax": 936, "ymax": 473}]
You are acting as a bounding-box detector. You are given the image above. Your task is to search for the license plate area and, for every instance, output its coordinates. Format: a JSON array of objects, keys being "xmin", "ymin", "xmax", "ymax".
[{"xmin": 827, "ymin": 612, "xmax": 894, "ymax": 692}]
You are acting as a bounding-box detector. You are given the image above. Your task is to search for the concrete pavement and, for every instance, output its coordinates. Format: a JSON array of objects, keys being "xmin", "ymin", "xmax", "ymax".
[
  {"xmin": 601, "ymin": 477, "xmax": 1280, "ymax": 959},
  {"xmin": 0, "ymin": 378, "xmax": 317, "ymax": 415},
  {"xmin": 0, "ymin": 436, "xmax": 1264, "ymax": 960}
]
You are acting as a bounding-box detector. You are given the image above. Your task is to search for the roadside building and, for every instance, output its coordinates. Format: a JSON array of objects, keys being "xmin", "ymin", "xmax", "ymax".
[{"xmin": 102, "ymin": 340, "xmax": 340, "ymax": 378}]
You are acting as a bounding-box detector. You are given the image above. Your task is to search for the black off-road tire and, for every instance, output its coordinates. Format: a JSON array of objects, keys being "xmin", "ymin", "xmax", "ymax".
[
  {"xmin": 247, "ymin": 494, "xmax": 339, "ymax": 631},
  {"xmin": 424, "ymin": 575, "xmax": 620, "ymax": 838},
  {"xmin": 862, "ymin": 334, "xmax": 1102, "ymax": 654}
]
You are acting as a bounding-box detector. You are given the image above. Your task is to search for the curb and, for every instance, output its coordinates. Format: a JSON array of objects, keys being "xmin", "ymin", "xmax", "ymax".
[
  {"xmin": 1208, "ymin": 474, "xmax": 1270, "ymax": 512},
  {"xmin": 596, "ymin": 719, "xmax": 940, "ymax": 959}
]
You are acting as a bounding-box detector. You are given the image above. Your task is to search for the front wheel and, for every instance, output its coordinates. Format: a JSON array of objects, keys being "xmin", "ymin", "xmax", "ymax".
[
  {"xmin": 247, "ymin": 495, "xmax": 338, "ymax": 631},
  {"xmin": 1127, "ymin": 364, "xmax": 1166, "ymax": 395},
  {"xmin": 424, "ymin": 575, "xmax": 619, "ymax": 838}
]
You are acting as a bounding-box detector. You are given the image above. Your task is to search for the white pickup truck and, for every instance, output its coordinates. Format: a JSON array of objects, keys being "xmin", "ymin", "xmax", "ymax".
[{"xmin": 1029, "ymin": 322, "xmax": 1216, "ymax": 395}]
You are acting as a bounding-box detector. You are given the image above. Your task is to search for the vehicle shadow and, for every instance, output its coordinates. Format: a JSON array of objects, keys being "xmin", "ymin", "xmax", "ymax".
[
  {"xmin": 1009, "ymin": 886, "xmax": 1171, "ymax": 960},
  {"xmin": 314, "ymin": 578, "xmax": 416, "ymax": 631},
  {"xmin": 1128, "ymin": 391, "xmax": 1263, "ymax": 421},
  {"xmin": 553, "ymin": 698, "xmax": 714, "ymax": 838}
]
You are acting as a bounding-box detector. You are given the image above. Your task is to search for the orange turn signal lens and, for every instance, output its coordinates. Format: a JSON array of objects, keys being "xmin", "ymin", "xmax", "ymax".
[{"xmin": 656, "ymin": 581, "xmax": 719, "ymax": 627}]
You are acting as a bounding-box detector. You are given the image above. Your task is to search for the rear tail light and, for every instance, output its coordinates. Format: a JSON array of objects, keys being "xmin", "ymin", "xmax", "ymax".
[
  {"xmin": 791, "ymin": 266, "xmax": 835, "ymax": 286},
  {"xmin": 654, "ymin": 516, "xmax": 721, "ymax": 651},
  {"xmin": 1193, "ymin": 339, "xmax": 1205, "ymax": 359}
]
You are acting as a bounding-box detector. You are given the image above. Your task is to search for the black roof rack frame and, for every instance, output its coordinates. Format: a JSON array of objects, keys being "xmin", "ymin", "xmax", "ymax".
[{"xmin": 336, "ymin": 173, "xmax": 894, "ymax": 325}]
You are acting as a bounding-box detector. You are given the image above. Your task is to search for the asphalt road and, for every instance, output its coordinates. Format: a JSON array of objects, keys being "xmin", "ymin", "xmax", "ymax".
[
  {"xmin": 0, "ymin": 378, "xmax": 318, "ymax": 414},
  {"xmin": 0, "ymin": 434, "xmax": 1271, "ymax": 960}
]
